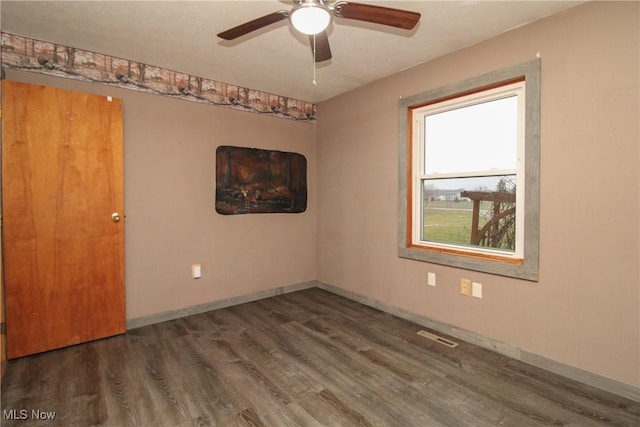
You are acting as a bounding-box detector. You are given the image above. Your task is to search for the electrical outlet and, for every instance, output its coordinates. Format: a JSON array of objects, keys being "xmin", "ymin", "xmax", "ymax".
[
  {"xmin": 427, "ymin": 272, "xmax": 436, "ymax": 287},
  {"xmin": 460, "ymin": 278, "xmax": 472, "ymax": 296},
  {"xmin": 472, "ymin": 282, "xmax": 483, "ymax": 298},
  {"xmin": 192, "ymin": 264, "xmax": 201, "ymax": 279}
]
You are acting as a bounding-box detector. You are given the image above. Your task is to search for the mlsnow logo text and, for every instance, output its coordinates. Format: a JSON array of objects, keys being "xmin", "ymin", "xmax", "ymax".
[{"xmin": 3, "ymin": 409, "xmax": 57, "ymax": 420}]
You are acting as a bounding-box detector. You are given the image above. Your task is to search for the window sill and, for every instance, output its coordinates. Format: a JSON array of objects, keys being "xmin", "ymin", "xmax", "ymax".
[
  {"xmin": 398, "ymin": 244, "xmax": 537, "ymax": 281},
  {"xmin": 407, "ymin": 243, "xmax": 524, "ymax": 265}
]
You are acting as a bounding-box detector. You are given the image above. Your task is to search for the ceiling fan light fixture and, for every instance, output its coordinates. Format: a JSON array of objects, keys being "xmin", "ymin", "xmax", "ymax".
[{"xmin": 290, "ymin": 4, "xmax": 332, "ymax": 35}]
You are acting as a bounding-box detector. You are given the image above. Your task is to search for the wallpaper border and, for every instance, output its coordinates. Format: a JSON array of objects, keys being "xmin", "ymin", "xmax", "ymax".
[{"xmin": 1, "ymin": 32, "xmax": 316, "ymax": 122}]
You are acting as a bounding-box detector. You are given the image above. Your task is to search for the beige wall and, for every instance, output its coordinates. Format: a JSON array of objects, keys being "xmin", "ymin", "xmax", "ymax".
[
  {"xmin": 316, "ymin": 1, "xmax": 639, "ymax": 387},
  {"xmin": 4, "ymin": 69, "xmax": 318, "ymax": 320},
  {"xmin": 2, "ymin": 0, "xmax": 638, "ymax": 391}
]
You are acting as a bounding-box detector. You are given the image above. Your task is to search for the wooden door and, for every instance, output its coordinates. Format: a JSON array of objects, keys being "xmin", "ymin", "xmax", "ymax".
[{"xmin": 2, "ymin": 81, "xmax": 125, "ymax": 359}]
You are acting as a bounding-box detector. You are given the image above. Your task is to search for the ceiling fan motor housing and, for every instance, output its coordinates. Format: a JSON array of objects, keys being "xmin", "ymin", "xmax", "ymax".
[{"xmin": 290, "ymin": 0, "xmax": 333, "ymax": 35}]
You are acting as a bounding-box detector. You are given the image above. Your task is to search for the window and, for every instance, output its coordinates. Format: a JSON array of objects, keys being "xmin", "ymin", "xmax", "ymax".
[
  {"xmin": 414, "ymin": 81, "xmax": 524, "ymax": 258},
  {"xmin": 398, "ymin": 60, "xmax": 540, "ymax": 280}
]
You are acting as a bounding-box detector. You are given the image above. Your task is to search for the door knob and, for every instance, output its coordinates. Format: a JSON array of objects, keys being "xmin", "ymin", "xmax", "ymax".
[{"xmin": 111, "ymin": 212, "xmax": 121, "ymax": 222}]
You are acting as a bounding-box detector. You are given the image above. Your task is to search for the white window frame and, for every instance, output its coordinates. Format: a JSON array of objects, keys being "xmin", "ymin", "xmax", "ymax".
[
  {"xmin": 398, "ymin": 59, "xmax": 540, "ymax": 281},
  {"xmin": 411, "ymin": 81, "xmax": 526, "ymax": 259}
]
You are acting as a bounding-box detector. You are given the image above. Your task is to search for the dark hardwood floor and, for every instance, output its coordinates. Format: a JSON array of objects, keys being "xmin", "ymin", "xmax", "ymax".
[{"xmin": 2, "ymin": 288, "xmax": 639, "ymax": 426}]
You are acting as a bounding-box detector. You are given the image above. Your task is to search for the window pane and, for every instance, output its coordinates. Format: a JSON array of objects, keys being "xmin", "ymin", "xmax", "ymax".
[
  {"xmin": 422, "ymin": 175, "xmax": 516, "ymax": 252},
  {"xmin": 424, "ymin": 96, "xmax": 518, "ymax": 174}
]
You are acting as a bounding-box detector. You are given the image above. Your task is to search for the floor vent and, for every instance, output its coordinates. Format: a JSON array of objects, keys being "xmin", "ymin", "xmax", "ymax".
[{"xmin": 417, "ymin": 330, "xmax": 458, "ymax": 348}]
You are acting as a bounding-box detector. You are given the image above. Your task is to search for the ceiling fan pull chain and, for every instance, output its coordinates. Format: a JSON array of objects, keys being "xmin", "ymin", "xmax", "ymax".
[{"xmin": 312, "ymin": 33, "xmax": 317, "ymax": 86}]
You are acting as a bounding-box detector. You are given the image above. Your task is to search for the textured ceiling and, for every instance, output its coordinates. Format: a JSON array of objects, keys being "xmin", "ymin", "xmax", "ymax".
[{"xmin": 1, "ymin": 1, "xmax": 584, "ymax": 103}]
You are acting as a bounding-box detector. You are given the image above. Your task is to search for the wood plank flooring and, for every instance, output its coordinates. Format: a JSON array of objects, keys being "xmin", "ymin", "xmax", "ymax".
[{"xmin": 2, "ymin": 288, "xmax": 639, "ymax": 426}]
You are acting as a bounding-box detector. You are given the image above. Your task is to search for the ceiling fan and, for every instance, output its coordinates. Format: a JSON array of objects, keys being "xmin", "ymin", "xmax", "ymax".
[{"xmin": 217, "ymin": 0, "xmax": 421, "ymax": 62}]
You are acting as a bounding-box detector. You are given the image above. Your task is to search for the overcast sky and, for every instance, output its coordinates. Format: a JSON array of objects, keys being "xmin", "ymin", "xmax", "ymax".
[{"xmin": 424, "ymin": 95, "xmax": 518, "ymax": 177}]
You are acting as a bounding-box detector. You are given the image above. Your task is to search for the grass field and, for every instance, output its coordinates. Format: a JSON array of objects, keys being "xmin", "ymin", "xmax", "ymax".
[{"xmin": 423, "ymin": 200, "xmax": 492, "ymax": 245}]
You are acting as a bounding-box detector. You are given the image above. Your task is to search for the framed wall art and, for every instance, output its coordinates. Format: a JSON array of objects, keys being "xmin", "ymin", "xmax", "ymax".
[{"xmin": 215, "ymin": 146, "xmax": 307, "ymax": 215}]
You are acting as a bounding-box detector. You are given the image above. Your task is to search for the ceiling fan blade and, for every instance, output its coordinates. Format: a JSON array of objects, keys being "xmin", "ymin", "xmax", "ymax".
[
  {"xmin": 217, "ymin": 10, "xmax": 289, "ymax": 40},
  {"xmin": 333, "ymin": 1, "xmax": 420, "ymax": 30},
  {"xmin": 309, "ymin": 31, "xmax": 332, "ymax": 62}
]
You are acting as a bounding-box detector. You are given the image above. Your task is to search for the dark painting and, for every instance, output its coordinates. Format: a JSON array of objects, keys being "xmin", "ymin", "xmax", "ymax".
[{"xmin": 215, "ymin": 146, "xmax": 307, "ymax": 215}]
